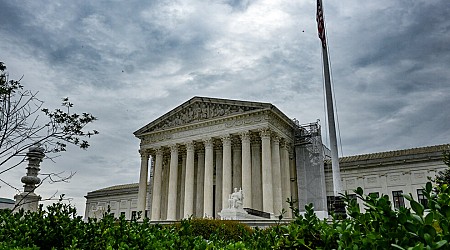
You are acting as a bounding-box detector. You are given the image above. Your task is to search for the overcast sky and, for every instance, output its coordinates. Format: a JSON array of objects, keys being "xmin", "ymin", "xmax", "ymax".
[{"xmin": 1, "ymin": 0, "xmax": 449, "ymax": 215}]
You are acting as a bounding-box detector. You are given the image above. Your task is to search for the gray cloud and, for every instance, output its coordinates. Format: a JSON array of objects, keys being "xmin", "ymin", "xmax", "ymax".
[{"xmin": 0, "ymin": 0, "xmax": 449, "ymax": 214}]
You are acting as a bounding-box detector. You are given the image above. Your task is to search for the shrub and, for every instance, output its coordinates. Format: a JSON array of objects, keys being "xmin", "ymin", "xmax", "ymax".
[
  {"xmin": 1, "ymin": 180, "xmax": 450, "ymax": 249},
  {"xmin": 175, "ymin": 217, "xmax": 252, "ymax": 242}
]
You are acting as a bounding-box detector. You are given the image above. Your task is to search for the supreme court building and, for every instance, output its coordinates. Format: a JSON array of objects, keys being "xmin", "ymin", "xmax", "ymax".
[
  {"xmin": 84, "ymin": 97, "xmax": 449, "ymax": 221},
  {"xmin": 134, "ymin": 96, "xmax": 301, "ymax": 221}
]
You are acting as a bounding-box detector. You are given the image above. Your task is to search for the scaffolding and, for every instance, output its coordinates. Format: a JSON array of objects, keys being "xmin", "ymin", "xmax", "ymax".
[
  {"xmin": 294, "ymin": 120, "xmax": 321, "ymax": 146},
  {"xmin": 294, "ymin": 120, "xmax": 328, "ymax": 218}
]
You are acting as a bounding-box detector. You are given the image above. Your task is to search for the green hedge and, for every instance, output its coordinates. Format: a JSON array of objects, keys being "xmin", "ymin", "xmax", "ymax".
[{"xmin": 1, "ymin": 181, "xmax": 449, "ymax": 249}]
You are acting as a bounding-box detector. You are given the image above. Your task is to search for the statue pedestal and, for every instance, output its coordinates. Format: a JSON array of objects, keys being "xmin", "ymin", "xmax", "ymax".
[
  {"xmin": 219, "ymin": 207, "xmax": 262, "ymax": 220},
  {"xmin": 14, "ymin": 192, "xmax": 41, "ymax": 212},
  {"xmin": 220, "ymin": 187, "xmax": 266, "ymax": 220}
]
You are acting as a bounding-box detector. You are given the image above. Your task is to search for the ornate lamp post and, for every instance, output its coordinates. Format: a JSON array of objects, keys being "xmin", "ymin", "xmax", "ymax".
[{"xmin": 14, "ymin": 143, "xmax": 45, "ymax": 212}]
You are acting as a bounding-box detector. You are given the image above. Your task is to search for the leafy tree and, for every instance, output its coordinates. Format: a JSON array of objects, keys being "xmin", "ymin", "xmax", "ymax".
[{"xmin": 0, "ymin": 61, "xmax": 98, "ymax": 179}]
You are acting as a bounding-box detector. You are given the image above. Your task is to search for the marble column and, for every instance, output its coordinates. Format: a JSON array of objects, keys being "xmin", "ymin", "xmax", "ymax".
[
  {"xmin": 196, "ymin": 150, "xmax": 205, "ymax": 217},
  {"xmin": 215, "ymin": 147, "xmax": 223, "ymax": 217},
  {"xmin": 271, "ymin": 135, "xmax": 283, "ymax": 216},
  {"xmin": 178, "ymin": 153, "xmax": 187, "ymax": 219},
  {"xmin": 161, "ymin": 158, "xmax": 169, "ymax": 220},
  {"xmin": 151, "ymin": 148, "xmax": 163, "ymax": 220},
  {"xmin": 137, "ymin": 150, "xmax": 149, "ymax": 218},
  {"xmin": 260, "ymin": 129, "xmax": 274, "ymax": 214},
  {"xmin": 232, "ymin": 141, "xmax": 242, "ymax": 190},
  {"xmin": 240, "ymin": 131, "xmax": 252, "ymax": 208},
  {"xmin": 222, "ymin": 135, "xmax": 232, "ymax": 209},
  {"xmin": 203, "ymin": 138, "xmax": 214, "ymax": 217},
  {"xmin": 251, "ymin": 140, "xmax": 262, "ymax": 211},
  {"xmin": 183, "ymin": 141, "xmax": 195, "ymax": 218},
  {"xmin": 167, "ymin": 145, "xmax": 179, "ymax": 220},
  {"xmin": 280, "ymin": 141, "xmax": 292, "ymax": 217}
]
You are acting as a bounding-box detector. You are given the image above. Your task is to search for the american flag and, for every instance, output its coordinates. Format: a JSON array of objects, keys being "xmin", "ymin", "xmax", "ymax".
[{"xmin": 316, "ymin": 0, "xmax": 326, "ymax": 48}]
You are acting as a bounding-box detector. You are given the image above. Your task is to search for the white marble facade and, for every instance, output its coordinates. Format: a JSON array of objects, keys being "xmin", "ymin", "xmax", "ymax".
[
  {"xmin": 134, "ymin": 97, "xmax": 297, "ymax": 220},
  {"xmin": 324, "ymin": 144, "xmax": 449, "ymax": 211},
  {"xmin": 84, "ymin": 97, "xmax": 449, "ymax": 221},
  {"xmin": 84, "ymin": 183, "xmax": 148, "ymax": 221}
]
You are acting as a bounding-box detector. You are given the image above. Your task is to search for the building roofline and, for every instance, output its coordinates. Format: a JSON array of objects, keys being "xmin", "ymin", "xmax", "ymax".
[
  {"xmin": 339, "ymin": 144, "xmax": 450, "ymax": 163},
  {"xmin": 133, "ymin": 96, "xmax": 296, "ymax": 137}
]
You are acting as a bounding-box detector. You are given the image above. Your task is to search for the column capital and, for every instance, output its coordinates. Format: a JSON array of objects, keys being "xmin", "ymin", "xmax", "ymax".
[
  {"xmin": 259, "ymin": 128, "xmax": 271, "ymax": 138},
  {"xmin": 221, "ymin": 134, "xmax": 231, "ymax": 146},
  {"xmin": 280, "ymin": 139, "xmax": 291, "ymax": 148},
  {"xmin": 155, "ymin": 147, "xmax": 164, "ymax": 156},
  {"xmin": 185, "ymin": 141, "xmax": 195, "ymax": 151},
  {"xmin": 240, "ymin": 131, "xmax": 251, "ymax": 142},
  {"xmin": 272, "ymin": 134, "xmax": 280, "ymax": 144},
  {"xmin": 203, "ymin": 138, "xmax": 214, "ymax": 148},
  {"xmin": 170, "ymin": 144, "xmax": 179, "ymax": 153}
]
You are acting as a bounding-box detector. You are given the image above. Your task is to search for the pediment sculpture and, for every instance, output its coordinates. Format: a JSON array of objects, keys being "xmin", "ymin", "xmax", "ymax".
[{"xmin": 152, "ymin": 102, "xmax": 260, "ymax": 132}]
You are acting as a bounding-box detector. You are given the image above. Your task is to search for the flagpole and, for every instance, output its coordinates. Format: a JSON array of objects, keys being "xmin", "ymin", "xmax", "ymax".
[{"xmin": 317, "ymin": 0, "xmax": 342, "ymax": 197}]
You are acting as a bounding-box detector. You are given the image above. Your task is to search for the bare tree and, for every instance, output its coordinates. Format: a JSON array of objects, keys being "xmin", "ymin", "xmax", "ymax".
[{"xmin": 0, "ymin": 61, "xmax": 98, "ymax": 179}]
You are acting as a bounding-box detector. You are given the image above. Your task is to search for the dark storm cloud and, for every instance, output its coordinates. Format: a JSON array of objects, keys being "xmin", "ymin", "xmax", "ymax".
[
  {"xmin": 355, "ymin": 2, "xmax": 449, "ymax": 67},
  {"xmin": 323, "ymin": 0, "xmax": 450, "ymax": 155}
]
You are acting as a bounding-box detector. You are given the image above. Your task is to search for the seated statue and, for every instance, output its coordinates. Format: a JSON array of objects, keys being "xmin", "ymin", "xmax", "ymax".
[{"xmin": 228, "ymin": 187, "xmax": 244, "ymax": 209}]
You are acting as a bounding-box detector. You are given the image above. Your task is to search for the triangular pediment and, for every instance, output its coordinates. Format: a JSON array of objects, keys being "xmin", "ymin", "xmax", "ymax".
[{"xmin": 134, "ymin": 96, "xmax": 272, "ymax": 136}]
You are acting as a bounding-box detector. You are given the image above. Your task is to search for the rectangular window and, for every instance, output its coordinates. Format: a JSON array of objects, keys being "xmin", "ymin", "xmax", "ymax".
[
  {"xmin": 392, "ymin": 190, "xmax": 405, "ymax": 209},
  {"xmin": 131, "ymin": 211, "xmax": 137, "ymax": 220},
  {"xmin": 327, "ymin": 196, "xmax": 346, "ymax": 216},
  {"xmin": 417, "ymin": 189, "xmax": 428, "ymax": 208},
  {"xmin": 369, "ymin": 192, "xmax": 379, "ymax": 198}
]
